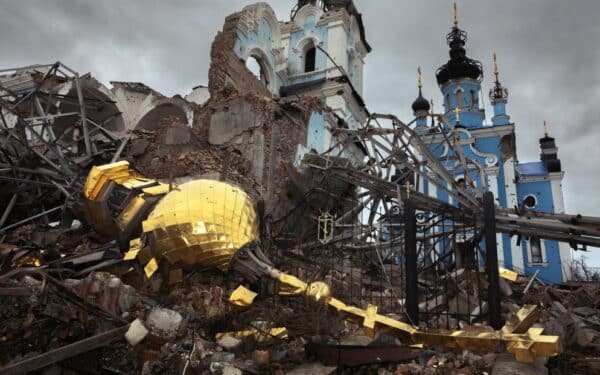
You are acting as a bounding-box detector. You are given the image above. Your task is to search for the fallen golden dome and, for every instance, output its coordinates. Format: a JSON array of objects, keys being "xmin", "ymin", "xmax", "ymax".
[{"xmin": 142, "ymin": 179, "xmax": 260, "ymax": 271}]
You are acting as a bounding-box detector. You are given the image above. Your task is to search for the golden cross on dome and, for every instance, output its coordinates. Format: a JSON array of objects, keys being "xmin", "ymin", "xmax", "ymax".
[
  {"xmin": 544, "ymin": 120, "xmax": 549, "ymax": 136},
  {"xmin": 453, "ymin": 2, "xmax": 459, "ymax": 26},
  {"xmin": 453, "ymin": 107, "xmax": 461, "ymax": 123},
  {"xmin": 417, "ymin": 66, "xmax": 423, "ymax": 88},
  {"xmin": 493, "ymin": 52, "xmax": 500, "ymax": 79}
]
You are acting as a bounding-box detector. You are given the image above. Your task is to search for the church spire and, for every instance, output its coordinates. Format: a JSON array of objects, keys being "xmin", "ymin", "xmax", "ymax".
[
  {"xmin": 493, "ymin": 52, "xmax": 499, "ymax": 81},
  {"xmin": 490, "ymin": 53, "xmax": 508, "ymax": 102},
  {"xmin": 489, "ymin": 53, "xmax": 510, "ymax": 126},
  {"xmin": 453, "ymin": 2, "xmax": 459, "ymax": 27},
  {"xmin": 539, "ymin": 120, "xmax": 562, "ymax": 172},
  {"xmin": 412, "ymin": 66, "xmax": 430, "ymax": 134}
]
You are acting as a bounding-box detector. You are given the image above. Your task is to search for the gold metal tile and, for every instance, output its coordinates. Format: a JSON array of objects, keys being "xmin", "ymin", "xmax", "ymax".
[
  {"xmin": 144, "ymin": 258, "xmax": 159, "ymax": 278},
  {"xmin": 143, "ymin": 179, "xmax": 259, "ymax": 271}
]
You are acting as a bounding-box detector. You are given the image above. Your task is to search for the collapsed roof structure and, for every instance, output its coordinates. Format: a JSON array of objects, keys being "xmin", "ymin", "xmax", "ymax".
[{"xmin": 0, "ymin": 1, "xmax": 599, "ymax": 374}]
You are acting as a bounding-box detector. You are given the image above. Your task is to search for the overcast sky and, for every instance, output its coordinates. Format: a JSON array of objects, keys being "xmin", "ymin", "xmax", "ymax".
[{"xmin": 2, "ymin": 0, "xmax": 600, "ymax": 266}]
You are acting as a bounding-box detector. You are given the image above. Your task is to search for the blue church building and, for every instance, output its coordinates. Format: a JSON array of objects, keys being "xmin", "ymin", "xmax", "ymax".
[
  {"xmin": 413, "ymin": 16, "xmax": 572, "ymax": 283},
  {"xmin": 218, "ymin": 0, "xmax": 572, "ymax": 283}
]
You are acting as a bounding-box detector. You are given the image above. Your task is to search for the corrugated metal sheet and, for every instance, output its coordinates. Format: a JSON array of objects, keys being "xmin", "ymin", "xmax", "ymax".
[{"xmin": 0, "ymin": 67, "xmax": 50, "ymax": 96}]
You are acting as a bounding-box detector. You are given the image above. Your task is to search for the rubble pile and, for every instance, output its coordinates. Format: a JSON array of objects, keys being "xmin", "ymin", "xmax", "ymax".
[
  {"xmin": 521, "ymin": 283, "xmax": 600, "ymax": 374},
  {"xmin": 2, "ymin": 219, "xmax": 597, "ymax": 374}
]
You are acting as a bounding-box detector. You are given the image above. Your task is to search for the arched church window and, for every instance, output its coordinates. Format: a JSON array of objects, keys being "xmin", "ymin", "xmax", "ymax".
[
  {"xmin": 456, "ymin": 89, "xmax": 463, "ymax": 108},
  {"xmin": 246, "ymin": 56, "xmax": 269, "ymax": 86},
  {"xmin": 470, "ymin": 90, "xmax": 477, "ymax": 109},
  {"xmin": 305, "ymin": 46, "xmax": 316, "ymax": 73},
  {"xmin": 529, "ymin": 237, "xmax": 543, "ymax": 263}
]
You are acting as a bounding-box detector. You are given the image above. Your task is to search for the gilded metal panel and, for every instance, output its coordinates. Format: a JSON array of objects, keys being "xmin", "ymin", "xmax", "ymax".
[
  {"xmin": 116, "ymin": 195, "xmax": 146, "ymax": 231},
  {"xmin": 229, "ymin": 285, "xmax": 258, "ymax": 310},
  {"xmin": 499, "ymin": 267, "xmax": 519, "ymax": 282},
  {"xmin": 142, "ymin": 179, "xmax": 259, "ymax": 271}
]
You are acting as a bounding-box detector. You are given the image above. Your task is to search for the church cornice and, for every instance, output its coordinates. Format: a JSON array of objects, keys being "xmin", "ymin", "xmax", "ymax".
[
  {"xmin": 469, "ymin": 123, "xmax": 515, "ymax": 137},
  {"xmin": 318, "ymin": 9, "xmax": 351, "ymax": 28}
]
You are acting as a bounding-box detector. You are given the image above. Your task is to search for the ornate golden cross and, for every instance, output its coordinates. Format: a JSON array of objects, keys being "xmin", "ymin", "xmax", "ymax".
[
  {"xmin": 453, "ymin": 107, "xmax": 461, "ymax": 123},
  {"xmin": 493, "ymin": 52, "xmax": 499, "ymax": 80},
  {"xmin": 453, "ymin": 2, "xmax": 458, "ymax": 26}
]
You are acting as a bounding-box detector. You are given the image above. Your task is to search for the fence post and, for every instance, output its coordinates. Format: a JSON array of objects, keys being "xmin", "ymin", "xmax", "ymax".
[
  {"xmin": 404, "ymin": 199, "xmax": 419, "ymax": 325},
  {"xmin": 483, "ymin": 191, "xmax": 504, "ymax": 330}
]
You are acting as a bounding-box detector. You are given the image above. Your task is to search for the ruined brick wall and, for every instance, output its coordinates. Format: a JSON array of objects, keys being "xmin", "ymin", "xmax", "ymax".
[
  {"xmin": 208, "ymin": 12, "xmax": 272, "ymax": 98},
  {"xmin": 123, "ymin": 91, "xmax": 327, "ymax": 214}
]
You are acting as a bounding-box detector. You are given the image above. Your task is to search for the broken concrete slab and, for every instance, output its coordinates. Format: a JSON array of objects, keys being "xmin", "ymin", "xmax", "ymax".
[{"xmin": 125, "ymin": 318, "xmax": 149, "ymax": 346}]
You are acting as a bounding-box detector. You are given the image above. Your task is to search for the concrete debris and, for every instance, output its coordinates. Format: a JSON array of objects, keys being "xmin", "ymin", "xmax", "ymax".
[
  {"xmin": 125, "ymin": 318, "xmax": 149, "ymax": 346},
  {"xmin": 217, "ymin": 335, "xmax": 242, "ymax": 351},
  {"xmin": 146, "ymin": 307, "xmax": 183, "ymax": 336}
]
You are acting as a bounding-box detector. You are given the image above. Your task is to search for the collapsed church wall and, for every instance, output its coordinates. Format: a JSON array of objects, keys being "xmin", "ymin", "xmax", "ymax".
[{"xmin": 208, "ymin": 5, "xmax": 277, "ymax": 97}]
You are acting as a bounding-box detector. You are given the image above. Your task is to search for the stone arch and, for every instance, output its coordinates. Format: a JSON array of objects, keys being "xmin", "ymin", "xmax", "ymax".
[
  {"xmin": 134, "ymin": 99, "xmax": 192, "ymax": 131},
  {"xmin": 241, "ymin": 46, "xmax": 277, "ymax": 93},
  {"xmin": 294, "ymin": 35, "xmax": 322, "ymax": 53},
  {"xmin": 239, "ymin": 3, "xmax": 282, "ymax": 44},
  {"xmin": 292, "ymin": 4, "xmax": 324, "ymax": 28}
]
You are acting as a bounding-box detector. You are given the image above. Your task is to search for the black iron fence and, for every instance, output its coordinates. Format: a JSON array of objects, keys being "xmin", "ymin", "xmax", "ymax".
[{"xmin": 273, "ymin": 190, "xmax": 502, "ymax": 331}]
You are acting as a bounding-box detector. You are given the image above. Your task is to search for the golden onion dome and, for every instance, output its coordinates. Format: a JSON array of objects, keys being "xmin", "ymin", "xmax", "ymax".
[{"xmin": 142, "ymin": 179, "xmax": 259, "ymax": 271}]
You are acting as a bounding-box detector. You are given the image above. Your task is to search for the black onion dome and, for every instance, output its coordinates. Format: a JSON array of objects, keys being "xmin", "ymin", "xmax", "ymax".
[
  {"xmin": 412, "ymin": 88, "xmax": 430, "ymax": 113},
  {"xmin": 436, "ymin": 26, "xmax": 483, "ymax": 86}
]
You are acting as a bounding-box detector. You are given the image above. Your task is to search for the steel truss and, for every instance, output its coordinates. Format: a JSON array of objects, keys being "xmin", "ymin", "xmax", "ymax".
[{"xmin": 0, "ymin": 62, "xmax": 123, "ymax": 237}]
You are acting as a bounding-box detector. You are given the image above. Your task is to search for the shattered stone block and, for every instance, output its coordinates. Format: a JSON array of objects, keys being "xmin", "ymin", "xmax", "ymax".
[
  {"xmin": 217, "ymin": 335, "xmax": 242, "ymax": 351},
  {"xmin": 126, "ymin": 318, "xmax": 149, "ymax": 346},
  {"xmin": 146, "ymin": 307, "xmax": 183, "ymax": 336}
]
